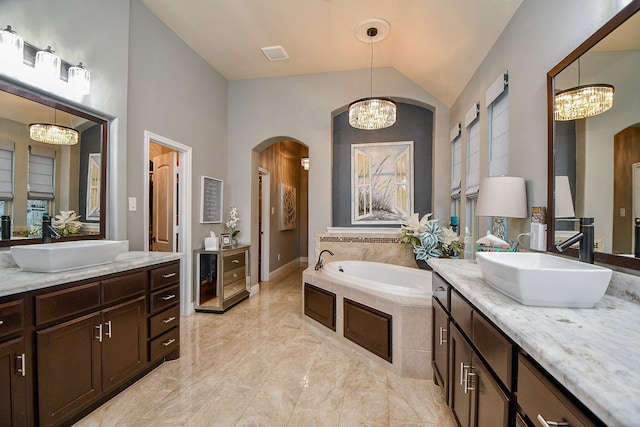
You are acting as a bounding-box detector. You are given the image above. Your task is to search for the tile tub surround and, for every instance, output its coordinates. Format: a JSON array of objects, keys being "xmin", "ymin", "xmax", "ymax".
[
  {"xmin": 75, "ymin": 266, "xmax": 455, "ymax": 427},
  {"xmin": 428, "ymin": 258, "xmax": 640, "ymax": 427},
  {"xmin": 0, "ymin": 249, "xmax": 182, "ymax": 297},
  {"xmin": 303, "ymin": 267, "xmax": 433, "ymax": 380},
  {"xmin": 316, "ymin": 231, "xmax": 418, "ymax": 268}
]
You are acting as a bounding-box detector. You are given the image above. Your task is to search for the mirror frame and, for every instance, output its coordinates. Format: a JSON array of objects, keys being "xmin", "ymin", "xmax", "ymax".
[
  {"xmin": 0, "ymin": 79, "xmax": 108, "ymax": 247},
  {"xmin": 547, "ymin": 0, "xmax": 640, "ymax": 269}
]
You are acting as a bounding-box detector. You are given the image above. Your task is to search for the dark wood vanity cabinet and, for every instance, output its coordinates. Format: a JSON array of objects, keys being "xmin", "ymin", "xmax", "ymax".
[
  {"xmin": 0, "ymin": 298, "xmax": 29, "ymax": 427},
  {"xmin": 148, "ymin": 261, "xmax": 180, "ymax": 362}
]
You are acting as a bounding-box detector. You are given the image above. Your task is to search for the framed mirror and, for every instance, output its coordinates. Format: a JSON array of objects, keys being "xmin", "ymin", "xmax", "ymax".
[
  {"xmin": 547, "ymin": 0, "xmax": 640, "ymax": 269},
  {"xmin": 0, "ymin": 80, "xmax": 107, "ymax": 246}
]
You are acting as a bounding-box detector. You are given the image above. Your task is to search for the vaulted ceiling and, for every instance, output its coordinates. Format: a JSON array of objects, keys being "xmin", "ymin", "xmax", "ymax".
[{"xmin": 139, "ymin": 0, "xmax": 523, "ymax": 106}]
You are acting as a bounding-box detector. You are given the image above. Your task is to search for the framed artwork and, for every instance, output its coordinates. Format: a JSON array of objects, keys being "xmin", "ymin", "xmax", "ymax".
[
  {"xmin": 85, "ymin": 153, "xmax": 101, "ymax": 221},
  {"xmin": 351, "ymin": 141, "xmax": 414, "ymax": 225},
  {"xmin": 200, "ymin": 176, "xmax": 223, "ymax": 223},
  {"xmin": 220, "ymin": 233, "xmax": 232, "ymax": 249},
  {"xmin": 280, "ymin": 183, "xmax": 296, "ymax": 230}
]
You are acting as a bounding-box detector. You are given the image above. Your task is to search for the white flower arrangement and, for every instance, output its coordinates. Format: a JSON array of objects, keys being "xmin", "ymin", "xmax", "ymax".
[
  {"xmin": 225, "ymin": 206, "xmax": 240, "ymax": 238},
  {"xmin": 52, "ymin": 210, "xmax": 83, "ymax": 236}
]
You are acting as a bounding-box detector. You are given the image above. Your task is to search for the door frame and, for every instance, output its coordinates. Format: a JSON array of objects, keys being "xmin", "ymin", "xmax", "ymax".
[
  {"xmin": 259, "ymin": 167, "xmax": 271, "ymax": 283},
  {"xmin": 143, "ymin": 131, "xmax": 193, "ymax": 316}
]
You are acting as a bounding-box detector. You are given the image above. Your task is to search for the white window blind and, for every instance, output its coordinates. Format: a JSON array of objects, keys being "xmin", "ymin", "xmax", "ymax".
[
  {"xmin": 487, "ymin": 71, "xmax": 509, "ymax": 177},
  {"xmin": 0, "ymin": 141, "xmax": 14, "ymax": 200},
  {"xmin": 466, "ymin": 116, "xmax": 480, "ymax": 195},
  {"xmin": 451, "ymin": 123, "xmax": 462, "ymax": 195},
  {"xmin": 28, "ymin": 146, "xmax": 55, "ymax": 200}
]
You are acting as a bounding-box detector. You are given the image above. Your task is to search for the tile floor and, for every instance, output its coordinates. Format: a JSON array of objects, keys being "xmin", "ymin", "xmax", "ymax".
[{"xmin": 75, "ymin": 265, "xmax": 455, "ymax": 426}]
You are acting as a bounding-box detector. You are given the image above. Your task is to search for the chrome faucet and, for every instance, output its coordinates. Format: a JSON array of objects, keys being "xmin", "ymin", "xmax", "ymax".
[
  {"xmin": 314, "ymin": 249, "xmax": 334, "ymax": 270},
  {"xmin": 42, "ymin": 215, "xmax": 61, "ymax": 244},
  {"xmin": 555, "ymin": 217, "xmax": 594, "ymax": 263}
]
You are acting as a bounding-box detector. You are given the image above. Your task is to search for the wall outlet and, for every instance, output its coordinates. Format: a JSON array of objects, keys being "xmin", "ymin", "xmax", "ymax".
[
  {"xmin": 271, "ymin": 206, "xmax": 275, "ymax": 215},
  {"xmin": 620, "ymin": 207, "xmax": 626, "ymax": 217},
  {"xmin": 277, "ymin": 253, "xmax": 280, "ymax": 261},
  {"xmin": 128, "ymin": 197, "xmax": 137, "ymax": 212}
]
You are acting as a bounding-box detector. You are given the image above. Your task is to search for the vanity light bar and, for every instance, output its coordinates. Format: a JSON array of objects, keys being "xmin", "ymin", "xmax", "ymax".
[{"xmin": 0, "ymin": 25, "xmax": 91, "ymax": 96}]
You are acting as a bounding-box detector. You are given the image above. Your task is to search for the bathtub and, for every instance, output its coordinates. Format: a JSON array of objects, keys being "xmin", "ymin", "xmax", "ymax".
[
  {"xmin": 302, "ymin": 260, "xmax": 433, "ymax": 379},
  {"xmin": 322, "ymin": 260, "xmax": 431, "ymax": 298}
]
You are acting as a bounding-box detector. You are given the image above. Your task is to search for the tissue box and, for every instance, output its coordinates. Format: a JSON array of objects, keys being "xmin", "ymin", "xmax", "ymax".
[{"xmin": 476, "ymin": 240, "xmax": 520, "ymax": 252}]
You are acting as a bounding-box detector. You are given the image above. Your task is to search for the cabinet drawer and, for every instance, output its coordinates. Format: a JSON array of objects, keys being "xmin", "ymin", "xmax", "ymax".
[
  {"xmin": 102, "ymin": 271, "xmax": 146, "ymax": 304},
  {"xmin": 473, "ymin": 312, "xmax": 513, "ymax": 391},
  {"xmin": 432, "ymin": 273, "xmax": 449, "ymax": 311},
  {"xmin": 149, "ymin": 327, "xmax": 179, "ymax": 361},
  {"xmin": 149, "ymin": 304, "xmax": 180, "ymax": 338},
  {"xmin": 223, "ymin": 265, "xmax": 245, "ymax": 285},
  {"xmin": 450, "ymin": 289, "xmax": 473, "ymax": 338},
  {"xmin": 150, "ymin": 262, "xmax": 180, "ymax": 291},
  {"xmin": 517, "ymin": 354, "xmax": 597, "ymax": 427},
  {"xmin": 0, "ymin": 299, "xmax": 24, "ymax": 338},
  {"xmin": 36, "ymin": 282, "xmax": 101, "ymax": 325},
  {"xmin": 150, "ymin": 284, "xmax": 180, "ymax": 314},
  {"xmin": 223, "ymin": 252, "xmax": 245, "ymax": 270}
]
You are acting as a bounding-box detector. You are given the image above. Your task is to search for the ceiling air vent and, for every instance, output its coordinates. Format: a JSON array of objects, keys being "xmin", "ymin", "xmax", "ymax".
[{"xmin": 261, "ymin": 45, "xmax": 289, "ymax": 61}]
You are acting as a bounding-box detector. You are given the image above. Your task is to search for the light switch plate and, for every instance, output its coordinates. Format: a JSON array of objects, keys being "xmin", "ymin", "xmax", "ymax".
[{"xmin": 128, "ymin": 197, "xmax": 137, "ymax": 212}]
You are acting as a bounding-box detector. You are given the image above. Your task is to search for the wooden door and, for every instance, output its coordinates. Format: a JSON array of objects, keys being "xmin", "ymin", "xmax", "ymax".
[
  {"xmin": 432, "ymin": 299, "xmax": 448, "ymax": 395},
  {"xmin": 101, "ymin": 297, "xmax": 147, "ymax": 391},
  {"xmin": 449, "ymin": 326, "xmax": 472, "ymax": 427},
  {"xmin": 0, "ymin": 337, "xmax": 28, "ymax": 427},
  {"xmin": 151, "ymin": 151, "xmax": 176, "ymax": 252},
  {"xmin": 37, "ymin": 312, "xmax": 102, "ymax": 427}
]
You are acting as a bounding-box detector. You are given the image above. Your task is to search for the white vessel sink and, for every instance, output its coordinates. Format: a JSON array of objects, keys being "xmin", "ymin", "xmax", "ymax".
[
  {"xmin": 475, "ymin": 252, "xmax": 612, "ymax": 308},
  {"xmin": 10, "ymin": 240, "xmax": 122, "ymax": 273}
]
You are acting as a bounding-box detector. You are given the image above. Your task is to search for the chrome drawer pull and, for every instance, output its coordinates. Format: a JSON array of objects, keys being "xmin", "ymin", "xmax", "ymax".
[
  {"xmin": 16, "ymin": 353, "xmax": 26, "ymax": 377},
  {"xmin": 233, "ymin": 273, "xmax": 238, "ymax": 278},
  {"xmin": 464, "ymin": 371, "xmax": 476, "ymax": 394},
  {"xmin": 161, "ymin": 294, "xmax": 176, "ymax": 301},
  {"xmin": 460, "ymin": 362, "xmax": 466, "ymax": 386},
  {"xmin": 162, "ymin": 272, "xmax": 176, "ymax": 279},
  {"xmin": 232, "ymin": 259, "xmax": 239, "ymax": 263},
  {"xmin": 0, "ymin": 319, "xmax": 4, "ymax": 325},
  {"xmin": 162, "ymin": 338, "xmax": 176, "ymax": 347},
  {"xmin": 162, "ymin": 316, "xmax": 176, "ymax": 324},
  {"xmin": 435, "ymin": 286, "xmax": 445, "ymax": 292},
  {"xmin": 439, "ymin": 327, "xmax": 447, "ymax": 345},
  {"xmin": 537, "ymin": 414, "xmax": 571, "ymax": 427},
  {"xmin": 95, "ymin": 324, "xmax": 103, "ymax": 342},
  {"xmin": 105, "ymin": 320, "xmax": 112, "ymax": 338},
  {"xmin": 536, "ymin": 415, "xmax": 569, "ymax": 427}
]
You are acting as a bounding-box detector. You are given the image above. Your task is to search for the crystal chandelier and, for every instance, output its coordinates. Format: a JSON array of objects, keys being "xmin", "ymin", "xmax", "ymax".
[
  {"xmin": 29, "ymin": 109, "xmax": 79, "ymax": 145},
  {"xmin": 554, "ymin": 59, "xmax": 614, "ymax": 121},
  {"xmin": 349, "ymin": 25, "xmax": 396, "ymax": 130}
]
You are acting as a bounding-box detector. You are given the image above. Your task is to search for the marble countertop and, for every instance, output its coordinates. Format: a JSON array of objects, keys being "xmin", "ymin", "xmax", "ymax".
[
  {"xmin": 428, "ymin": 258, "xmax": 640, "ymax": 427},
  {"xmin": 0, "ymin": 251, "xmax": 183, "ymax": 297}
]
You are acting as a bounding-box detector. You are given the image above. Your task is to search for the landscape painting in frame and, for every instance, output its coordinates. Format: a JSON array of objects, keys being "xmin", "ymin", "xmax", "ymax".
[
  {"xmin": 351, "ymin": 141, "xmax": 414, "ymax": 225},
  {"xmin": 280, "ymin": 183, "xmax": 297, "ymax": 230}
]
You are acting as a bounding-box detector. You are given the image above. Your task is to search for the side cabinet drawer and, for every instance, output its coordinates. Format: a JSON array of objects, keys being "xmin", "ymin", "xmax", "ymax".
[
  {"xmin": 517, "ymin": 354, "xmax": 597, "ymax": 427},
  {"xmin": 149, "ymin": 327, "xmax": 179, "ymax": 361},
  {"xmin": 149, "ymin": 304, "xmax": 180, "ymax": 338},
  {"xmin": 223, "ymin": 266, "xmax": 245, "ymax": 285},
  {"xmin": 0, "ymin": 299, "xmax": 24, "ymax": 338},
  {"xmin": 102, "ymin": 271, "xmax": 146, "ymax": 304},
  {"xmin": 472, "ymin": 312, "xmax": 513, "ymax": 390},
  {"xmin": 150, "ymin": 284, "xmax": 180, "ymax": 314},
  {"xmin": 223, "ymin": 252, "xmax": 245, "ymax": 270},
  {"xmin": 36, "ymin": 282, "xmax": 101, "ymax": 325},
  {"xmin": 150, "ymin": 262, "xmax": 180, "ymax": 291},
  {"xmin": 450, "ymin": 289, "xmax": 473, "ymax": 338}
]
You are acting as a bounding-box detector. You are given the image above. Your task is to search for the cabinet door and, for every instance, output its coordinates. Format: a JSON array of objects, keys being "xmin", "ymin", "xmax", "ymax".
[
  {"xmin": 37, "ymin": 312, "xmax": 102, "ymax": 427},
  {"xmin": 471, "ymin": 354, "xmax": 510, "ymax": 427},
  {"xmin": 432, "ymin": 298, "xmax": 448, "ymax": 394},
  {"xmin": 0, "ymin": 337, "xmax": 28, "ymax": 427},
  {"xmin": 449, "ymin": 326, "xmax": 473, "ymax": 427},
  {"xmin": 102, "ymin": 296, "xmax": 147, "ymax": 391}
]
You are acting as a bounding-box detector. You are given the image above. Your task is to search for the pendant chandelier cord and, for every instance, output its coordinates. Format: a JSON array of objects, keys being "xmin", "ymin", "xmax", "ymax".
[{"xmin": 369, "ymin": 34, "xmax": 374, "ymax": 98}]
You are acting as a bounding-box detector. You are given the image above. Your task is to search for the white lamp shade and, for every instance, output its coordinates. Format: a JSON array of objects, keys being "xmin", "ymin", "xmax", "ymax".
[
  {"xmin": 0, "ymin": 26, "xmax": 24, "ymax": 68},
  {"xmin": 35, "ymin": 47, "xmax": 61, "ymax": 81},
  {"xmin": 554, "ymin": 175, "xmax": 575, "ymax": 218},
  {"xmin": 68, "ymin": 63, "xmax": 91, "ymax": 95},
  {"xmin": 476, "ymin": 176, "xmax": 527, "ymax": 218}
]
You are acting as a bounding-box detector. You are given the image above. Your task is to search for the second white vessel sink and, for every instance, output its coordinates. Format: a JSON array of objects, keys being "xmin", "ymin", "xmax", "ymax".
[
  {"xmin": 475, "ymin": 252, "xmax": 612, "ymax": 308},
  {"xmin": 10, "ymin": 240, "xmax": 122, "ymax": 273}
]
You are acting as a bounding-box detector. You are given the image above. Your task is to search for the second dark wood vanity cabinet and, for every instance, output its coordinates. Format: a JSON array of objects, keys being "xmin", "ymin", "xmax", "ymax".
[
  {"xmin": 0, "ymin": 297, "xmax": 29, "ymax": 427},
  {"xmin": 148, "ymin": 261, "xmax": 180, "ymax": 362}
]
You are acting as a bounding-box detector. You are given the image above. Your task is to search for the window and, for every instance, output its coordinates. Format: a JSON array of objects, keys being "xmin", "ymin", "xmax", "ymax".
[
  {"xmin": 450, "ymin": 123, "xmax": 462, "ymax": 223},
  {"xmin": 0, "ymin": 142, "xmax": 14, "ymax": 217},
  {"xmin": 27, "ymin": 145, "xmax": 55, "ymax": 229},
  {"xmin": 464, "ymin": 103, "xmax": 480, "ymax": 241},
  {"xmin": 487, "ymin": 72, "xmax": 509, "ymax": 177}
]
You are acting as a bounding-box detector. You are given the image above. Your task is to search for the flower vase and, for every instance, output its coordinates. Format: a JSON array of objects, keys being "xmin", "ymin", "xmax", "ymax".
[{"xmin": 232, "ymin": 237, "xmax": 238, "ymax": 248}]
